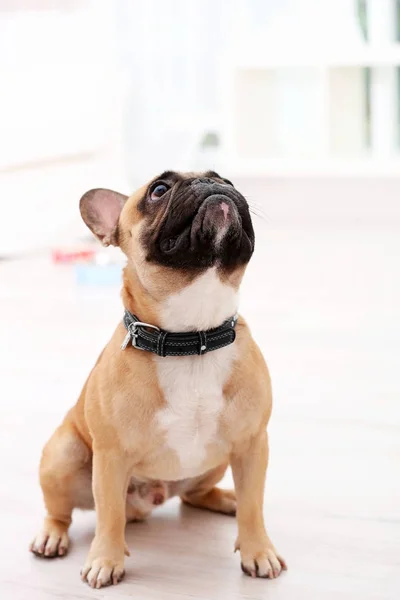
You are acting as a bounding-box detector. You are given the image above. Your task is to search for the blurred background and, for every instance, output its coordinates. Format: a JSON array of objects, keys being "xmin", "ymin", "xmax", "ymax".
[
  {"xmin": 1, "ymin": 0, "xmax": 400, "ymax": 254},
  {"xmin": 0, "ymin": 2, "xmax": 399, "ymax": 599}
]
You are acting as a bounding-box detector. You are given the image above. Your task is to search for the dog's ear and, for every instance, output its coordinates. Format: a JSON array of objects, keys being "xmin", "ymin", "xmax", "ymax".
[{"xmin": 79, "ymin": 188, "xmax": 128, "ymax": 247}]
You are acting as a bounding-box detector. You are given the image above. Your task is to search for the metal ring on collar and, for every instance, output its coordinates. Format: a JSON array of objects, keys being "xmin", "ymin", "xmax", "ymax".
[{"xmin": 131, "ymin": 321, "xmax": 161, "ymax": 332}]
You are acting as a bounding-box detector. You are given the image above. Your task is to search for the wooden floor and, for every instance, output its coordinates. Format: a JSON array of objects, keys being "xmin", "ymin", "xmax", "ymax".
[{"xmin": 0, "ymin": 182, "xmax": 399, "ymax": 599}]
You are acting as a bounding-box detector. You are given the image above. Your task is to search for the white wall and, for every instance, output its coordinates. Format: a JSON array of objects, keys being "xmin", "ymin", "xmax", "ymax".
[{"xmin": 0, "ymin": 0, "xmax": 124, "ymax": 255}]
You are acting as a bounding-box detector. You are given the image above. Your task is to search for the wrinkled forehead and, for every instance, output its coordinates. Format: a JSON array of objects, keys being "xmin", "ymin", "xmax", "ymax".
[
  {"xmin": 150, "ymin": 170, "xmax": 231, "ymax": 185},
  {"xmin": 121, "ymin": 170, "xmax": 232, "ymax": 221}
]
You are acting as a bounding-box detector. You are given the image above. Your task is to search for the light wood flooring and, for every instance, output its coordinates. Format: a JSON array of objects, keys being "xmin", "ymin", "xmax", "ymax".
[{"xmin": 0, "ymin": 178, "xmax": 399, "ymax": 599}]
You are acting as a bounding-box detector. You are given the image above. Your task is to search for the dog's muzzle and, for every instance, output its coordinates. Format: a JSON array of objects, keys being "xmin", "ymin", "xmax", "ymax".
[{"xmin": 145, "ymin": 176, "xmax": 254, "ymax": 270}]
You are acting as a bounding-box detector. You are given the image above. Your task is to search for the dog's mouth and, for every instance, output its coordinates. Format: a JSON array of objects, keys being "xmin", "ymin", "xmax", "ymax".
[{"xmin": 142, "ymin": 176, "xmax": 254, "ymax": 271}]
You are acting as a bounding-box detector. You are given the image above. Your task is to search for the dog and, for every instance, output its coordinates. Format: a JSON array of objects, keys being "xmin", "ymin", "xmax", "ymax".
[{"xmin": 30, "ymin": 170, "xmax": 286, "ymax": 588}]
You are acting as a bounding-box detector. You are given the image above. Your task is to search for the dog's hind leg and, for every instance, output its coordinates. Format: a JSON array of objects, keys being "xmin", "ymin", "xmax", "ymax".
[
  {"xmin": 181, "ymin": 462, "xmax": 237, "ymax": 515},
  {"xmin": 30, "ymin": 421, "xmax": 93, "ymax": 558}
]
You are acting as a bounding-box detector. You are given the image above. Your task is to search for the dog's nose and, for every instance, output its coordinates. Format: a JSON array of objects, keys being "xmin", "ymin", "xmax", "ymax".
[{"xmin": 220, "ymin": 201, "xmax": 230, "ymax": 222}]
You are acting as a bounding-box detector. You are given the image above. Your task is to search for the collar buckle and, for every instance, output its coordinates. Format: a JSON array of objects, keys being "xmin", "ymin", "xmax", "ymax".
[{"xmin": 129, "ymin": 320, "xmax": 160, "ymax": 350}]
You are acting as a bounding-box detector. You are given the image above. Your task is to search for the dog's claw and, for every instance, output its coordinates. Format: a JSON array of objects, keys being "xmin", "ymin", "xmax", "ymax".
[
  {"xmin": 239, "ymin": 544, "xmax": 286, "ymax": 580},
  {"xmin": 81, "ymin": 557, "xmax": 125, "ymax": 588},
  {"xmin": 30, "ymin": 529, "xmax": 69, "ymax": 558}
]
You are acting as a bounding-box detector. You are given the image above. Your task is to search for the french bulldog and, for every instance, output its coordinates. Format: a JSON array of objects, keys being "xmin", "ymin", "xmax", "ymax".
[{"xmin": 30, "ymin": 170, "xmax": 286, "ymax": 588}]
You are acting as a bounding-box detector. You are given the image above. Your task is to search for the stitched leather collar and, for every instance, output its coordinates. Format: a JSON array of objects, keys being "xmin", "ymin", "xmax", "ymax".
[{"xmin": 121, "ymin": 309, "xmax": 237, "ymax": 357}]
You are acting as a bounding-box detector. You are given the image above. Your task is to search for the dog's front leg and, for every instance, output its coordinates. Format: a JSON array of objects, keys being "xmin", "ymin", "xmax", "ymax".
[
  {"xmin": 81, "ymin": 448, "xmax": 129, "ymax": 588},
  {"xmin": 231, "ymin": 430, "xmax": 287, "ymax": 579}
]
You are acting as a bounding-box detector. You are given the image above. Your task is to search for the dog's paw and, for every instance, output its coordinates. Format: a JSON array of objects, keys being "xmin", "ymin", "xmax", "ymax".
[
  {"xmin": 81, "ymin": 556, "xmax": 125, "ymax": 589},
  {"xmin": 30, "ymin": 523, "xmax": 69, "ymax": 558},
  {"xmin": 182, "ymin": 487, "xmax": 237, "ymax": 515},
  {"xmin": 215, "ymin": 489, "xmax": 237, "ymax": 515},
  {"xmin": 236, "ymin": 538, "xmax": 287, "ymax": 579}
]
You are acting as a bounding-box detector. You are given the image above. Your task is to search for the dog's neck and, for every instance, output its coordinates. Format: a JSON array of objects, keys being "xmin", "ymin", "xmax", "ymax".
[
  {"xmin": 121, "ymin": 266, "xmax": 239, "ymax": 333},
  {"xmin": 121, "ymin": 266, "xmax": 160, "ymax": 326}
]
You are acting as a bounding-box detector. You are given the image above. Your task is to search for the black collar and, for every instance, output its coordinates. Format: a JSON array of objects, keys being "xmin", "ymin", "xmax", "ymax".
[{"xmin": 121, "ymin": 309, "xmax": 237, "ymax": 357}]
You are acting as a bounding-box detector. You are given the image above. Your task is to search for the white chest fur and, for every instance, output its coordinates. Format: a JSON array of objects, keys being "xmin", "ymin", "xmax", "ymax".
[
  {"xmin": 155, "ymin": 268, "xmax": 238, "ymax": 478},
  {"xmin": 155, "ymin": 346, "xmax": 234, "ymax": 477}
]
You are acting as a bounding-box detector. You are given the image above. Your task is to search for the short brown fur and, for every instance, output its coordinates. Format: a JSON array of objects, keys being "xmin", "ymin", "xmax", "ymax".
[{"xmin": 30, "ymin": 172, "xmax": 286, "ymax": 588}]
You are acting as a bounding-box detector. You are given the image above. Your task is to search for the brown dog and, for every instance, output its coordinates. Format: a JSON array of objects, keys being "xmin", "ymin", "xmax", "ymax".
[{"xmin": 30, "ymin": 170, "xmax": 286, "ymax": 588}]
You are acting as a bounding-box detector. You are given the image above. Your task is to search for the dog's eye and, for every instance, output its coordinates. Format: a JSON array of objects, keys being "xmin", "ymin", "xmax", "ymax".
[{"xmin": 150, "ymin": 183, "xmax": 169, "ymax": 201}]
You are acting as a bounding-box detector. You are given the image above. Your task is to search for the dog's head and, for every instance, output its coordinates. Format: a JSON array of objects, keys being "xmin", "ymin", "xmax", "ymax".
[{"xmin": 80, "ymin": 171, "xmax": 255, "ymax": 330}]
